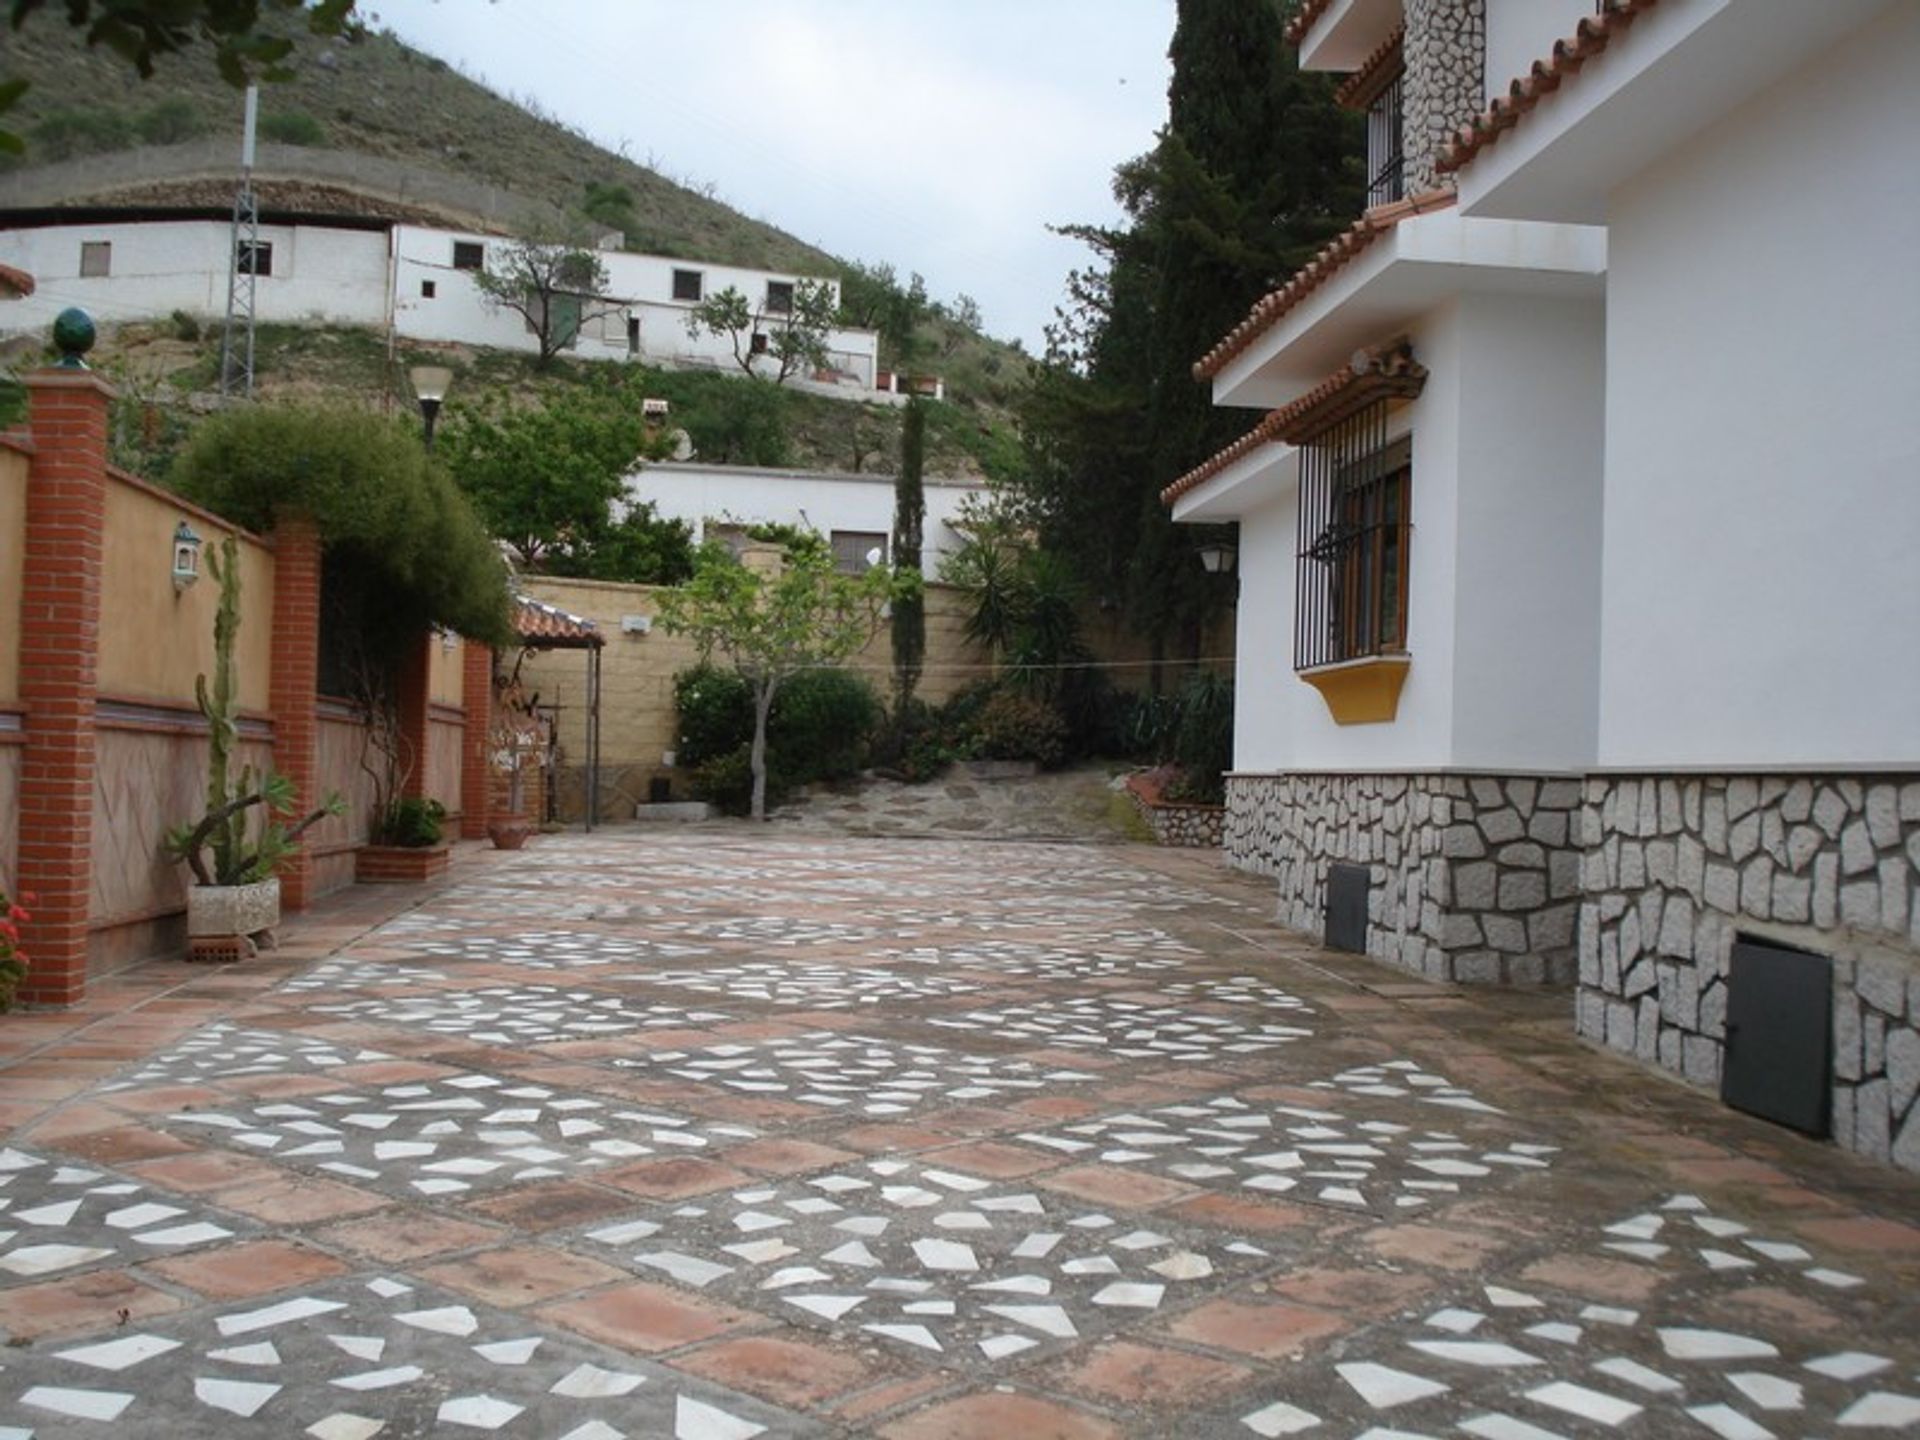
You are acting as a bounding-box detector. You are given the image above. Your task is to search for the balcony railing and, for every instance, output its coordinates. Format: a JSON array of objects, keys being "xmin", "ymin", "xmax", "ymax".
[{"xmin": 1295, "ymin": 401, "xmax": 1411, "ymax": 671}]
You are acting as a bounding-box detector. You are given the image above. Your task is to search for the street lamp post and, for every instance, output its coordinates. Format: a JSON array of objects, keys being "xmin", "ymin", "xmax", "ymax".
[{"xmin": 409, "ymin": 365, "xmax": 454, "ymax": 450}]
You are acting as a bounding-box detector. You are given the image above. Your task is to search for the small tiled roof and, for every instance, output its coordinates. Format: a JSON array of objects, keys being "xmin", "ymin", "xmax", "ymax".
[
  {"xmin": 1164, "ymin": 340, "xmax": 1426, "ymax": 506},
  {"xmin": 0, "ymin": 262, "xmax": 34, "ymax": 298},
  {"xmin": 513, "ymin": 594, "xmax": 604, "ymax": 648},
  {"xmin": 1438, "ymin": 0, "xmax": 1663, "ymax": 175},
  {"xmin": 1285, "ymin": 0, "xmax": 1337, "ymax": 48},
  {"xmin": 1191, "ymin": 188, "xmax": 1456, "ymax": 382},
  {"xmin": 1334, "ymin": 25, "xmax": 1406, "ymax": 111}
]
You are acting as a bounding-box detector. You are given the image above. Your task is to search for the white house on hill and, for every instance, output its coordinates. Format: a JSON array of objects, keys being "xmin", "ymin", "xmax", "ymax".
[
  {"xmin": 0, "ymin": 210, "xmax": 883, "ymax": 393},
  {"xmin": 1171, "ymin": 0, "xmax": 1920, "ymax": 1171}
]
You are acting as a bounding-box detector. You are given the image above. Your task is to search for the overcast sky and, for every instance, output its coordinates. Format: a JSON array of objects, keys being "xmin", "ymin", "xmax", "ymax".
[{"xmin": 364, "ymin": 1, "xmax": 1178, "ymax": 352}]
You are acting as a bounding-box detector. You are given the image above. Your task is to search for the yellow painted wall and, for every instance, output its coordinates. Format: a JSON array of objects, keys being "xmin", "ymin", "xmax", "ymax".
[
  {"xmin": 429, "ymin": 631, "xmax": 465, "ymax": 707},
  {"xmin": 98, "ymin": 477, "xmax": 274, "ymax": 712},
  {"xmin": 0, "ymin": 447, "xmax": 25, "ymax": 707}
]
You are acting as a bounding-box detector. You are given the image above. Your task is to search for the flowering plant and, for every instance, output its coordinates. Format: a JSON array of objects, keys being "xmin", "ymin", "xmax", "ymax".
[{"xmin": 0, "ymin": 889, "xmax": 32, "ymax": 1012}]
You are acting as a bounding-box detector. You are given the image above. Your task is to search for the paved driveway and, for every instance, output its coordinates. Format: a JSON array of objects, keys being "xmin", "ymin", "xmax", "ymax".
[{"xmin": 2, "ymin": 828, "xmax": 1917, "ymax": 1438}]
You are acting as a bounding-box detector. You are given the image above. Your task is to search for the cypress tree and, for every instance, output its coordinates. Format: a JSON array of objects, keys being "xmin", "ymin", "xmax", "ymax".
[{"xmin": 890, "ymin": 396, "xmax": 927, "ymax": 725}]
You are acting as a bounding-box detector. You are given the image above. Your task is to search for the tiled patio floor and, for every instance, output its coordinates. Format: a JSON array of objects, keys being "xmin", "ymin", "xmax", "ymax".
[{"xmin": 2, "ymin": 828, "xmax": 1917, "ymax": 1438}]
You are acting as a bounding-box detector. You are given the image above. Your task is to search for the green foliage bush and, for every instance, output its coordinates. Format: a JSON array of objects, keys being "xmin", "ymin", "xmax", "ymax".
[
  {"xmin": 971, "ymin": 692, "xmax": 1069, "ymax": 769},
  {"xmin": 170, "ymin": 309, "xmax": 202, "ymax": 341},
  {"xmin": 1170, "ymin": 669, "xmax": 1234, "ymax": 803},
  {"xmin": 377, "ymin": 797, "xmax": 446, "ymax": 848},
  {"xmin": 259, "ymin": 109, "xmax": 326, "ymax": 146},
  {"xmin": 690, "ymin": 744, "xmax": 793, "ymax": 818},
  {"xmin": 169, "ymin": 404, "xmax": 512, "ymax": 646},
  {"xmin": 673, "ymin": 665, "xmax": 753, "ymax": 770},
  {"xmin": 31, "ymin": 107, "xmax": 135, "ymax": 161},
  {"xmin": 136, "ymin": 97, "xmax": 205, "ymax": 145},
  {"xmin": 770, "ymin": 669, "xmax": 881, "ymax": 783}
]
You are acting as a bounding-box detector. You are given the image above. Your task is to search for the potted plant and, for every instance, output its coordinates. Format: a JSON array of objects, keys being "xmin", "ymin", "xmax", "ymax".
[
  {"xmin": 0, "ymin": 888, "xmax": 31, "ymax": 1010},
  {"xmin": 486, "ymin": 669, "xmax": 543, "ymax": 850},
  {"xmin": 165, "ymin": 538, "xmax": 339, "ymax": 961},
  {"xmin": 356, "ymin": 793, "xmax": 452, "ymax": 883}
]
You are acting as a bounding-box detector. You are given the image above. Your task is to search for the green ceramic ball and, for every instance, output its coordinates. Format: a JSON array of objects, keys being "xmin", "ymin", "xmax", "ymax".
[{"xmin": 52, "ymin": 307, "xmax": 96, "ymax": 365}]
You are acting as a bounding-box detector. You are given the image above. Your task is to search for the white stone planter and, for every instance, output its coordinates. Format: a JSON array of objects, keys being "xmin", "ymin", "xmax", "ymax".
[{"xmin": 186, "ymin": 878, "xmax": 281, "ymax": 940}]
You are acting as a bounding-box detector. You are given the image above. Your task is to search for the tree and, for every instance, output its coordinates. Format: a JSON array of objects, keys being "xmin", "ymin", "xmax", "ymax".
[
  {"xmin": 890, "ymin": 397, "xmax": 927, "ymax": 724},
  {"xmin": 438, "ymin": 379, "xmax": 676, "ymax": 574},
  {"xmin": 2, "ymin": 0, "xmax": 356, "ymax": 154},
  {"xmin": 684, "ymin": 280, "xmax": 838, "ymax": 385},
  {"xmin": 473, "ymin": 234, "xmax": 625, "ymax": 369},
  {"xmin": 656, "ymin": 538, "xmax": 895, "ymax": 820}
]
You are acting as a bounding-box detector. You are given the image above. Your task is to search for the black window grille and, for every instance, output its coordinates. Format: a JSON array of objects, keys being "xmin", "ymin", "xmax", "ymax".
[
  {"xmin": 765, "ymin": 280, "xmax": 795, "ymax": 315},
  {"xmin": 1295, "ymin": 400, "xmax": 1411, "ymax": 671},
  {"xmin": 237, "ymin": 239, "xmax": 273, "ymax": 277},
  {"xmin": 452, "ymin": 240, "xmax": 485, "ymax": 271},
  {"xmin": 1366, "ymin": 67, "xmax": 1406, "ymax": 208},
  {"xmin": 672, "ymin": 268, "xmax": 703, "ymax": 302}
]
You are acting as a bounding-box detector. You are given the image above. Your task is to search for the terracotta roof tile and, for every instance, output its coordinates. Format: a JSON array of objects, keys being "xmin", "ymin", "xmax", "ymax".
[
  {"xmin": 1191, "ymin": 188, "xmax": 1456, "ymax": 382},
  {"xmin": 0, "ymin": 263, "xmax": 34, "ymax": 299},
  {"xmin": 1334, "ymin": 25, "xmax": 1405, "ymax": 111},
  {"xmin": 1164, "ymin": 340, "xmax": 1426, "ymax": 506},
  {"xmin": 513, "ymin": 594, "xmax": 604, "ymax": 647},
  {"xmin": 1285, "ymin": 0, "xmax": 1337, "ymax": 48},
  {"xmin": 1438, "ymin": 0, "xmax": 1663, "ymax": 175}
]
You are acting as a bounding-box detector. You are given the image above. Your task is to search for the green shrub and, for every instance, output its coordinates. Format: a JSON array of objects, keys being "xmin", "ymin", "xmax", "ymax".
[
  {"xmin": 689, "ymin": 743, "xmax": 793, "ymax": 817},
  {"xmin": 1171, "ymin": 669, "xmax": 1234, "ymax": 803},
  {"xmin": 972, "ymin": 692, "xmax": 1068, "ymax": 768},
  {"xmin": 32, "ymin": 107, "xmax": 135, "ymax": 161},
  {"xmin": 770, "ymin": 668, "xmax": 881, "ymax": 783},
  {"xmin": 170, "ymin": 310, "xmax": 201, "ymax": 342},
  {"xmin": 377, "ymin": 797, "xmax": 446, "ymax": 847},
  {"xmin": 898, "ymin": 731, "xmax": 956, "ymax": 784},
  {"xmin": 259, "ymin": 110, "xmax": 326, "ymax": 146},
  {"xmin": 673, "ymin": 665, "xmax": 753, "ymax": 769},
  {"xmin": 136, "ymin": 97, "xmax": 205, "ymax": 145}
]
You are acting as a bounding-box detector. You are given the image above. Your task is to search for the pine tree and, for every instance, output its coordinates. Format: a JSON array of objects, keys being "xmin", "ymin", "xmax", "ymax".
[{"xmin": 891, "ymin": 397, "xmax": 927, "ymax": 725}]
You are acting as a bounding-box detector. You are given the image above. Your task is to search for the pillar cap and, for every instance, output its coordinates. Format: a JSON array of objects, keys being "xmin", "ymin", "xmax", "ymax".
[{"xmin": 52, "ymin": 308, "xmax": 95, "ymax": 368}]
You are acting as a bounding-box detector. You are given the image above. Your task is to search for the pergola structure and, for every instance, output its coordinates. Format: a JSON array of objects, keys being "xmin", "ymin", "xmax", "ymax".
[{"xmin": 511, "ymin": 594, "xmax": 604, "ymax": 831}]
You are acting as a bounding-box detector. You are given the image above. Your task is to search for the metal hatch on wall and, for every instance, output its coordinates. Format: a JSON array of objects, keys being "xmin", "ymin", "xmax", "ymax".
[
  {"xmin": 1326, "ymin": 862, "xmax": 1371, "ymax": 954},
  {"xmin": 1722, "ymin": 934, "xmax": 1834, "ymax": 1136}
]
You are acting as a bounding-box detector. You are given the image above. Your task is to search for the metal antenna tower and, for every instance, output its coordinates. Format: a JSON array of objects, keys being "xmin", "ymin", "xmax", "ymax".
[{"xmin": 219, "ymin": 86, "xmax": 260, "ymax": 398}]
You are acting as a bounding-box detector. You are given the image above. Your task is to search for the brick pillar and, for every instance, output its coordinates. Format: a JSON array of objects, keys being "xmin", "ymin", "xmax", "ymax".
[
  {"xmin": 15, "ymin": 369, "xmax": 113, "ymax": 1007},
  {"xmin": 459, "ymin": 641, "xmax": 493, "ymax": 839},
  {"xmin": 269, "ymin": 515, "xmax": 322, "ymax": 911},
  {"xmin": 395, "ymin": 633, "xmax": 433, "ymax": 804}
]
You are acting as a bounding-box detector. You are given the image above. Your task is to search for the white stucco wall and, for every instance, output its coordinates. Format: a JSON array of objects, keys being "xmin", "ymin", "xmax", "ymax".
[
  {"xmin": 392, "ymin": 227, "xmax": 876, "ymax": 384},
  {"xmin": 1450, "ymin": 292, "xmax": 1605, "ymax": 772},
  {"xmin": 625, "ymin": 462, "xmax": 983, "ymax": 570},
  {"xmin": 1597, "ymin": 2, "xmax": 1920, "ymax": 770},
  {"xmin": 1228, "ymin": 489, "xmax": 1299, "ymax": 774},
  {"xmin": 0, "ymin": 219, "xmax": 390, "ymax": 334},
  {"xmin": 1484, "ymin": 0, "xmax": 1594, "ymax": 101}
]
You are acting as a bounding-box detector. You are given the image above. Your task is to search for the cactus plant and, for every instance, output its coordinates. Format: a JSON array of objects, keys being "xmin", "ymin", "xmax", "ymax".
[{"xmin": 165, "ymin": 536, "xmax": 340, "ymax": 887}]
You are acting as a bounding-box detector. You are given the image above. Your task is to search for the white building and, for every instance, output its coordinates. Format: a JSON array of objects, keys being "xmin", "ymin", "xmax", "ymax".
[
  {"xmin": 625, "ymin": 460, "xmax": 985, "ymax": 575},
  {"xmin": 0, "ymin": 209, "xmax": 882, "ymax": 392},
  {"xmin": 1171, "ymin": 0, "xmax": 1920, "ymax": 1169}
]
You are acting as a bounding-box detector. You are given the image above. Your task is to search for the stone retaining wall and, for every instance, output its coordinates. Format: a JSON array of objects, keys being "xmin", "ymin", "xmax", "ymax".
[
  {"xmin": 1225, "ymin": 771, "xmax": 1581, "ymax": 984},
  {"xmin": 1576, "ymin": 773, "xmax": 1920, "ymax": 1172},
  {"xmin": 1132, "ymin": 793, "xmax": 1225, "ymax": 849}
]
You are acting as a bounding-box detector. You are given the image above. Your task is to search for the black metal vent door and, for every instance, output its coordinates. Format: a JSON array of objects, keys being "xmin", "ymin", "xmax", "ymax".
[
  {"xmin": 1722, "ymin": 937, "xmax": 1833, "ymax": 1137},
  {"xmin": 1325, "ymin": 862, "xmax": 1370, "ymax": 954}
]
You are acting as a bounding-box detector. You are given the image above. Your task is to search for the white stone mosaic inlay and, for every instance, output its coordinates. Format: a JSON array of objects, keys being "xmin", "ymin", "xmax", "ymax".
[
  {"xmin": 0, "ymin": 1147, "xmax": 247, "ymax": 1280},
  {"xmin": 96, "ymin": 1023, "xmax": 392, "ymax": 1093},
  {"xmin": 310, "ymin": 986, "xmax": 729, "ymax": 1045}
]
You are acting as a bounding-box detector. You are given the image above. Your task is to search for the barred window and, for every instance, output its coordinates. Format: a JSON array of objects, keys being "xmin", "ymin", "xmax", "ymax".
[
  {"xmin": 1365, "ymin": 66, "xmax": 1406, "ymax": 208},
  {"xmin": 1295, "ymin": 401, "xmax": 1411, "ymax": 671}
]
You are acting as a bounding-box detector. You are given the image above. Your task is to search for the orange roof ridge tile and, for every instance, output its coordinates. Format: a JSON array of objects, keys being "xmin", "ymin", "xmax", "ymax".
[
  {"xmin": 1438, "ymin": 0, "xmax": 1663, "ymax": 175},
  {"xmin": 1164, "ymin": 340, "xmax": 1426, "ymax": 506},
  {"xmin": 1284, "ymin": 0, "xmax": 1338, "ymax": 49},
  {"xmin": 0, "ymin": 262, "xmax": 35, "ymax": 299},
  {"xmin": 1334, "ymin": 24, "xmax": 1406, "ymax": 111},
  {"xmin": 513, "ymin": 593, "xmax": 604, "ymax": 647},
  {"xmin": 1191, "ymin": 189, "xmax": 1455, "ymax": 382}
]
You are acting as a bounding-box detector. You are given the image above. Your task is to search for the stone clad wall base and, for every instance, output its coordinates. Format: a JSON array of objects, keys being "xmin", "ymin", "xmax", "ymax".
[
  {"xmin": 1224, "ymin": 771, "xmax": 1582, "ymax": 985},
  {"xmin": 1576, "ymin": 772, "xmax": 1920, "ymax": 1173}
]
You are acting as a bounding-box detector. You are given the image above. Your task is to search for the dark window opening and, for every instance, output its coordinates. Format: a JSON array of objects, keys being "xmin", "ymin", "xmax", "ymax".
[
  {"xmin": 79, "ymin": 241, "xmax": 112, "ymax": 277},
  {"xmin": 1366, "ymin": 66, "xmax": 1406, "ymax": 208},
  {"xmin": 1295, "ymin": 403, "xmax": 1411, "ymax": 671},
  {"xmin": 765, "ymin": 280, "xmax": 795, "ymax": 315},
  {"xmin": 672, "ymin": 268, "xmax": 703, "ymax": 302},
  {"xmin": 627, "ymin": 316, "xmax": 641, "ymax": 354},
  {"xmin": 420, "ymin": 279, "xmax": 437, "ymax": 298},
  {"xmin": 452, "ymin": 240, "xmax": 485, "ymax": 271},
  {"xmin": 237, "ymin": 240, "xmax": 274, "ymax": 277},
  {"xmin": 831, "ymin": 531, "xmax": 887, "ymax": 574},
  {"xmin": 750, "ymin": 331, "xmax": 770, "ymax": 356}
]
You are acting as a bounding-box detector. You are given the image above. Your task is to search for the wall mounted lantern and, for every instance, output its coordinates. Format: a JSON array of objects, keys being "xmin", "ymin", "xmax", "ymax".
[
  {"xmin": 1197, "ymin": 541, "xmax": 1238, "ymax": 575},
  {"xmin": 171, "ymin": 520, "xmax": 204, "ymax": 591}
]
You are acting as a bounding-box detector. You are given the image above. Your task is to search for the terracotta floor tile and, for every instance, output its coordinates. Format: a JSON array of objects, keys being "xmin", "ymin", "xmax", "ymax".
[
  {"xmin": 1361, "ymin": 1223, "xmax": 1508, "ymax": 1273},
  {"xmin": 829, "ymin": 1373, "xmax": 959, "ymax": 1425},
  {"xmin": 464, "ymin": 1179, "xmax": 635, "ymax": 1231},
  {"xmin": 419, "ymin": 1243, "xmax": 627, "ymax": 1307},
  {"xmin": 832, "ymin": 1123, "xmax": 963, "ymax": 1154},
  {"xmin": 1038, "ymin": 1164, "xmax": 1198, "ymax": 1210},
  {"xmin": 1046, "ymin": 1339, "xmax": 1255, "ymax": 1408},
  {"xmin": 123, "ymin": 1149, "xmax": 287, "ymax": 1195},
  {"xmin": 212, "ymin": 1172, "xmax": 392, "ymax": 1225},
  {"xmin": 1519, "ymin": 1253, "xmax": 1666, "ymax": 1304},
  {"xmin": 1166, "ymin": 1298, "xmax": 1348, "ymax": 1359},
  {"xmin": 311, "ymin": 1209, "xmax": 507, "ymax": 1263},
  {"xmin": 671, "ymin": 1333, "xmax": 903, "ymax": 1407},
  {"xmin": 1267, "ymin": 1264, "xmax": 1439, "ymax": 1316},
  {"xmin": 40, "ymin": 1123, "xmax": 197, "ymax": 1165},
  {"xmin": 925, "ymin": 1140, "xmax": 1066, "ymax": 1180},
  {"xmin": 878, "ymin": 1390, "xmax": 1123, "ymax": 1440},
  {"xmin": 535, "ymin": 1280, "xmax": 759, "ymax": 1354},
  {"xmin": 1706, "ymin": 1284, "xmax": 1846, "ymax": 1334},
  {"xmin": 1, "ymin": 1267, "xmax": 183, "ymax": 1341},
  {"xmin": 144, "ymin": 1238, "xmax": 351, "ymax": 1299},
  {"xmin": 599, "ymin": 1156, "xmax": 754, "ymax": 1201},
  {"xmin": 1796, "ymin": 1214, "xmax": 1920, "ymax": 1254},
  {"xmin": 723, "ymin": 1137, "xmax": 858, "ymax": 1175}
]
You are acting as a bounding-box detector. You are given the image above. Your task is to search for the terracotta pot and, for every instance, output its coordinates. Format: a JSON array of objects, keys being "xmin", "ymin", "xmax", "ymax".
[{"xmin": 487, "ymin": 817, "xmax": 534, "ymax": 851}]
